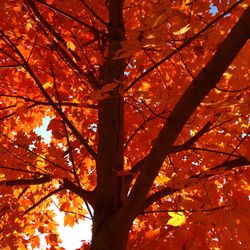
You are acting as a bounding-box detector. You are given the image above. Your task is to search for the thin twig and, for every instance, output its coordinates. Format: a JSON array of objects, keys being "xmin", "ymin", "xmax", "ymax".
[
  {"xmin": 24, "ymin": 187, "xmax": 65, "ymax": 214},
  {"xmin": 125, "ymin": 0, "xmax": 244, "ymax": 91},
  {"xmin": 79, "ymin": 0, "xmax": 107, "ymax": 26},
  {"xmin": 141, "ymin": 204, "xmax": 230, "ymax": 214},
  {"xmin": 52, "ymin": 200, "xmax": 92, "ymax": 220},
  {"xmin": 35, "ymin": 0, "xmax": 106, "ymax": 34},
  {"xmin": 0, "ymin": 131, "xmax": 72, "ymax": 173},
  {"xmin": 0, "ymin": 30, "xmax": 97, "ymax": 159}
]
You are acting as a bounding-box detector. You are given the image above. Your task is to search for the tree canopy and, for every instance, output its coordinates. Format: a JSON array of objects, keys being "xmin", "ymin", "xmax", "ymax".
[{"xmin": 0, "ymin": 0, "xmax": 249, "ymax": 249}]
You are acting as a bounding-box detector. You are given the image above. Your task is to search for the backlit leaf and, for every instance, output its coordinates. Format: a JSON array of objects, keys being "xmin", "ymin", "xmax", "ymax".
[
  {"xmin": 167, "ymin": 212, "xmax": 186, "ymax": 227},
  {"xmin": 66, "ymin": 41, "xmax": 76, "ymax": 51},
  {"xmin": 173, "ymin": 24, "xmax": 191, "ymax": 35}
]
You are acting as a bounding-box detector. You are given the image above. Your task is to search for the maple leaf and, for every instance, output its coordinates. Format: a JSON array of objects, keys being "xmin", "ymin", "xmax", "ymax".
[
  {"xmin": 47, "ymin": 118, "xmax": 65, "ymax": 139},
  {"xmin": 88, "ymin": 83, "xmax": 119, "ymax": 100},
  {"xmin": 167, "ymin": 212, "xmax": 186, "ymax": 227},
  {"xmin": 173, "ymin": 24, "xmax": 191, "ymax": 35},
  {"xmin": 15, "ymin": 102, "xmax": 29, "ymax": 116},
  {"xmin": 64, "ymin": 214, "xmax": 75, "ymax": 228}
]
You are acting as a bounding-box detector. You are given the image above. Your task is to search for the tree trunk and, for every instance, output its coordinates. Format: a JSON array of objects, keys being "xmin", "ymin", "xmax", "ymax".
[
  {"xmin": 91, "ymin": 215, "xmax": 130, "ymax": 250},
  {"xmin": 92, "ymin": 0, "xmax": 127, "ymax": 246}
]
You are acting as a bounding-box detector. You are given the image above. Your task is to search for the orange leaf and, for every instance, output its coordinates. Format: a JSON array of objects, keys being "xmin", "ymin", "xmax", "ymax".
[
  {"xmin": 173, "ymin": 24, "xmax": 191, "ymax": 35},
  {"xmin": 145, "ymin": 228, "xmax": 160, "ymax": 240},
  {"xmin": 64, "ymin": 214, "xmax": 75, "ymax": 228},
  {"xmin": 89, "ymin": 83, "xmax": 118, "ymax": 100},
  {"xmin": 47, "ymin": 118, "xmax": 65, "ymax": 139}
]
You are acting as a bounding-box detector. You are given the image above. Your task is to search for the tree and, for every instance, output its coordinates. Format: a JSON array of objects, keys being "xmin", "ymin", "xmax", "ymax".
[{"xmin": 0, "ymin": 0, "xmax": 249, "ymax": 249}]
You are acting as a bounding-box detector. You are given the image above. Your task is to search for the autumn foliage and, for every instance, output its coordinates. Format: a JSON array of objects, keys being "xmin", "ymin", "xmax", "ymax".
[{"xmin": 0, "ymin": 0, "xmax": 250, "ymax": 249}]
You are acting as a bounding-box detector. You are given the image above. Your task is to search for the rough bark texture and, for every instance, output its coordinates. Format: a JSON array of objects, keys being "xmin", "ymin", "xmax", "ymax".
[
  {"xmin": 91, "ymin": 215, "xmax": 130, "ymax": 250},
  {"xmin": 91, "ymin": 0, "xmax": 127, "ymax": 249}
]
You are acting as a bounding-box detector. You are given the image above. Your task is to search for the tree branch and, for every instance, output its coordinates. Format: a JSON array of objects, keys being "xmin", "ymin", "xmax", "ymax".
[
  {"xmin": 124, "ymin": 110, "xmax": 167, "ymax": 148},
  {"xmin": 142, "ymin": 157, "xmax": 249, "ymax": 210},
  {"xmin": 26, "ymin": 0, "xmax": 80, "ymax": 62},
  {"xmin": 26, "ymin": 0, "xmax": 101, "ymax": 90},
  {"xmin": 120, "ymin": 5, "xmax": 250, "ymax": 222},
  {"xmin": 141, "ymin": 204, "xmax": 230, "ymax": 215},
  {"xmin": 0, "ymin": 165, "xmax": 46, "ymax": 176},
  {"xmin": 207, "ymin": 156, "xmax": 249, "ymax": 172},
  {"xmin": 171, "ymin": 121, "xmax": 212, "ymax": 153},
  {"xmin": 24, "ymin": 186, "xmax": 64, "ymax": 214},
  {"xmin": 188, "ymin": 147, "xmax": 241, "ymax": 157},
  {"xmin": 0, "ymin": 132, "xmax": 73, "ymax": 173},
  {"xmin": 0, "ymin": 175, "xmax": 51, "ymax": 186},
  {"xmin": 63, "ymin": 178, "xmax": 95, "ymax": 207},
  {"xmin": 0, "ymin": 94, "xmax": 98, "ymax": 109},
  {"xmin": 52, "ymin": 200, "xmax": 92, "ymax": 220},
  {"xmin": 124, "ymin": 121, "xmax": 212, "ymax": 191},
  {"xmin": 92, "ymin": 0, "xmax": 126, "ymax": 238}
]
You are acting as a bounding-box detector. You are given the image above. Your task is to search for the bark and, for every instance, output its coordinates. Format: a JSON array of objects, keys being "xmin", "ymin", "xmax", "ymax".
[
  {"xmin": 91, "ymin": 215, "xmax": 130, "ymax": 250},
  {"xmin": 0, "ymin": 175, "xmax": 51, "ymax": 186},
  {"xmin": 92, "ymin": 0, "xmax": 126, "ymax": 247}
]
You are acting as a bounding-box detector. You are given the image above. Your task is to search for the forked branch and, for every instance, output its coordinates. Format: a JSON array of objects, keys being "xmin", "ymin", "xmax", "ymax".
[
  {"xmin": 63, "ymin": 178, "xmax": 95, "ymax": 207},
  {"xmin": 120, "ymin": 4, "xmax": 250, "ymax": 222},
  {"xmin": 142, "ymin": 157, "xmax": 249, "ymax": 210}
]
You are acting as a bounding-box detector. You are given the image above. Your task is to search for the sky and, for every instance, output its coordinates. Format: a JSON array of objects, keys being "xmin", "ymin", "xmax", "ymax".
[
  {"xmin": 36, "ymin": 209, "xmax": 92, "ymax": 250},
  {"xmin": 34, "ymin": 118, "xmax": 92, "ymax": 249},
  {"xmin": 50, "ymin": 203, "xmax": 92, "ymax": 249}
]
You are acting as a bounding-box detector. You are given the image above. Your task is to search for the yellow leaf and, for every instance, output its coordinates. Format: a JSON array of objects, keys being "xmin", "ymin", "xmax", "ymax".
[
  {"xmin": 66, "ymin": 41, "xmax": 76, "ymax": 51},
  {"xmin": 215, "ymin": 88, "xmax": 222, "ymax": 94},
  {"xmin": 138, "ymin": 81, "xmax": 151, "ymax": 92},
  {"xmin": 173, "ymin": 24, "xmax": 191, "ymax": 35},
  {"xmin": 26, "ymin": 22, "xmax": 32, "ymax": 31},
  {"xmin": 167, "ymin": 212, "xmax": 186, "ymax": 227},
  {"xmin": 43, "ymin": 81, "xmax": 52, "ymax": 89},
  {"xmin": 184, "ymin": 0, "xmax": 193, "ymax": 5},
  {"xmin": 240, "ymin": 3, "xmax": 248, "ymax": 9},
  {"xmin": 222, "ymin": 72, "xmax": 232, "ymax": 80}
]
